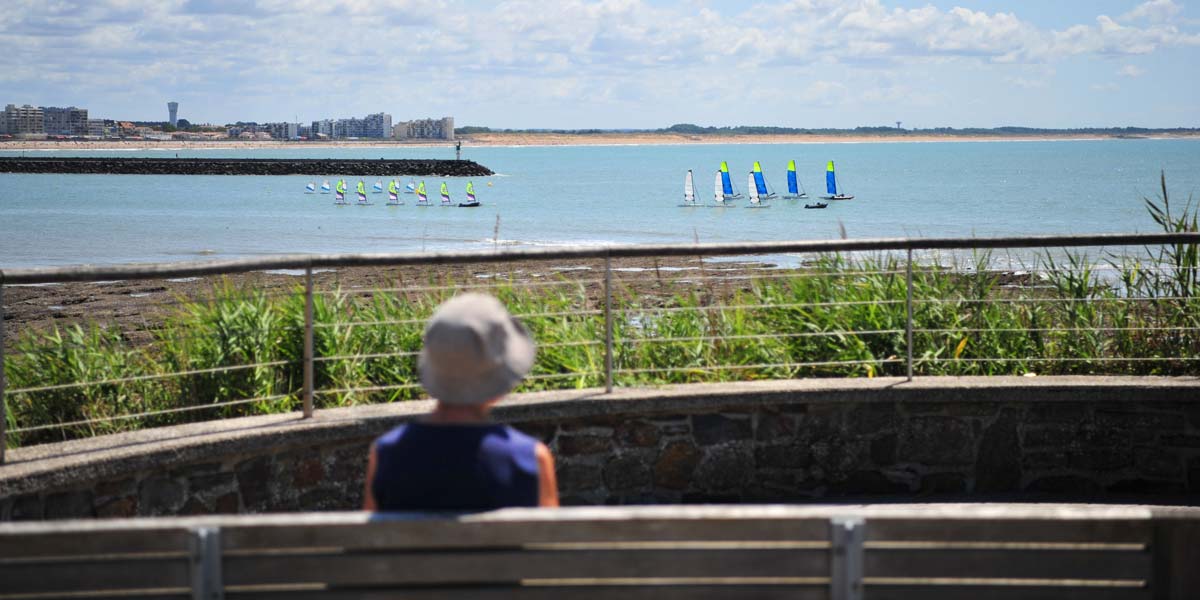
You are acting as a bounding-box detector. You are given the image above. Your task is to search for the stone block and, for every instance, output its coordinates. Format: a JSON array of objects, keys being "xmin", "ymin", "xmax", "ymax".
[
  {"xmin": 778, "ymin": 403, "xmax": 808, "ymax": 414},
  {"xmin": 692, "ymin": 413, "xmax": 752, "ymax": 446},
  {"xmin": 694, "ymin": 445, "xmax": 753, "ymax": 491},
  {"xmin": 871, "ymin": 434, "xmax": 898, "ymax": 466},
  {"xmin": 95, "ymin": 496, "xmax": 137, "ymax": 518},
  {"xmin": 755, "ymin": 413, "xmax": 795, "ymax": 441},
  {"xmin": 921, "ymin": 472, "xmax": 968, "ymax": 494},
  {"xmin": 292, "ymin": 456, "xmax": 325, "ymax": 489},
  {"xmin": 215, "ymin": 492, "xmax": 241, "ymax": 514},
  {"xmin": 975, "ymin": 409, "xmax": 1021, "ymax": 492},
  {"xmin": 654, "ymin": 441, "xmax": 701, "ymax": 490},
  {"xmin": 328, "ymin": 444, "xmax": 370, "ymax": 484},
  {"xmin": 95, "ymin": 478, "xmax": 137, "ymax": 499},
  {"xmin": 557, "ymin": 463, "xmax": 603, "ymax": 493},
  {"xmin": 1134, "ymin": 447, "xmax": 1183, "ymax": 479},
  {"xmin": 139, "ymin": 477, "xmax": 186, "ymax": 516},
  {"xmin": 1022, "ymin": 450, "xmax": 1069, "ymax": 471},
  {"xmin": 519, "ymin": 423, "xmax": 558, "ymax": 445},
  {"xmin": 235, "ymin": 456, "xmax": 275, "ymax": 510},
  {"xmin": 557, "ymin": 434, "xmax": 612, "ymax": 456},
  {"xmin": 171, "ymin": 462, "xmax": 223, "ymax": 479},
  {"xmin": 755, "ymin": 444, "xmax": 811, "ymax": 470},
  {"xmin": 603, "ymin": 454, "xmax": 652, "ymax": 492},
  {"xmin": 10, "ymin": 495, "xmax": 43, "ymax": 521},
  {"xmin": 650, "ymin": 417, "xmax": 692, "ymax": 436},
  {"xmin": 44, "ymin": 491, "xmax": 95, "ymax": 519},
  {"xmin": 899, "ymin": 416, "xmax": 975, "ymax": 465},
  {"xmin": 1026, "ymin": 475, "xmax": 1101, "ymax": 493},
  {"xmin": 834, "ymin": 470, "xmax": 912, "ymax": 495},
  {"xmin": 180, "ymin": 498, "xmax": 212, "ymax": 516},
  {"xmin": 615, "ymin": 421, "xmax": 659, "ymax": 448},
  {"xmin": 299, "ymin": 489, "xmax": 348, "ymax": 510},
  {"xmin": 846, "ymin": 402, "xmax": 899, "ymax": 435}
]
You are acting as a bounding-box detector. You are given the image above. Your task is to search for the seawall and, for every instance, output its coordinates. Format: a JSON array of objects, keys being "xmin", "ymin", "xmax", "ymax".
[
  {"xmin": 2, "ymin": 376, "xmax": 1198, "ymax": 520},
  {"xmin": 0, "ymin": 157, "xmax": 493, "ymax": 176}
]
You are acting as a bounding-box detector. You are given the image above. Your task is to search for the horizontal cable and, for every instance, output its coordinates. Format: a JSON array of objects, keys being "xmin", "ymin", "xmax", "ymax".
[
  {"xmin": 920, "ymin": 296, "xmax": 1194, "ymax": 305},
  {"xmin": 627, "ymin": 299, "xmax": 904, "ymax": 315},
  {"xmin": 917, "ymin": 326, "xmax": 1200, "ymax": 335},
  {"xmin": 320, "ymin": 278, "xmax": 601, "ymax": 296},
  {"xmin": 313, "ymin": 309, "xmax": 603, "ymax": 330},
  {"xmin": 312, "ymin": 340, "xmax": 603, "ymax": 364},
  {"xmin": 9, "ymin": 394, "xmax": 292, "ymax": 434},
  {"xmin": 616, "ymin": 330, "xmax": 904, "ymax": 345},
  {"xmin": 613, "ymin": 269, "xmax": 909, "ymax": 286},
  {"xmin": 616, "ymin": 359, "xmax": 902, "ymax": 375},
  {"xmin": 922, "ymin": 357, "xmax": 1200, "ymax": 364},
  {"xmin": 7, "ymin": 360, "xmax": 297, "ymax": 395}
]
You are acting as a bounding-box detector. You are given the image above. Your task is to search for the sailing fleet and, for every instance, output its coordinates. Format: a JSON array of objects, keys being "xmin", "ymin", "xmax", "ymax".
[
  {"xmin": 306, "ymin": 178, "xmax": 482, "ymax": 208},
  {"xmin": 682, "ymin": 160, "xmax": 853, "ymax": 208}
]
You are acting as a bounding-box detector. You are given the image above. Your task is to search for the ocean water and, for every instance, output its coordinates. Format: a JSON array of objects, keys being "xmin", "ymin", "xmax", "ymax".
[{"xmin": 1, "ymin": 139, "xmax": 1198, "ymax": 268}]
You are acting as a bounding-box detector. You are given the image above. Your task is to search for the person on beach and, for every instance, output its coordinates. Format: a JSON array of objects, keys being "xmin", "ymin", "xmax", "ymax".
[{"xmin": 363, "ymin": 293, "xmax": 559, "ymax": 511}]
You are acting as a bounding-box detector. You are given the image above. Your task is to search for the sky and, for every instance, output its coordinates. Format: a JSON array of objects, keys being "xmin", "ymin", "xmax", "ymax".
[{"xmin": 1, "ymin": 0, "xmax": 1198, "ymax": 129}]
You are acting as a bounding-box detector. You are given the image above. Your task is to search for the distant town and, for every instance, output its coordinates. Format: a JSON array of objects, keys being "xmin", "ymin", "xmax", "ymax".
[
  {"xmin": 3, "ymin": 100, "xmax": 1198, "ymax": 144},
  {"xmin": 0, "ymin": 101, "xmax": 455, "ymax": 142}
]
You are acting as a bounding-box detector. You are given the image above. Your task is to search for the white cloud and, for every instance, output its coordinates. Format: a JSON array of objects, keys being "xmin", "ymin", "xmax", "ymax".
[
  {"xmin": 1120, "ymin": 0, "xmax": 1183, "ymax": 23},
  {"xmin": 1118, "ymin": 65, "xmax": 1146, "ymax": 77}
]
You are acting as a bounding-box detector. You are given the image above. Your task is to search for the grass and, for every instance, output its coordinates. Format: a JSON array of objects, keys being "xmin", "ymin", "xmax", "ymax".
[{"xmin": 4, "ymin": 178, "xmax": 1198, "ymax": 447}]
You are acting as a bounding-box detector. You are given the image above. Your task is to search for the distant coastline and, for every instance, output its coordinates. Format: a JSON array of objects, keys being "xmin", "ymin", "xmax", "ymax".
[{"xmin": 2, "ymin": 131, "xmax": 1198, "ymax": 151}]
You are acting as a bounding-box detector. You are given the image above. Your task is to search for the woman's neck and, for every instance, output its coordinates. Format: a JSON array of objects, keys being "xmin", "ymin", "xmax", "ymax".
[{"xmin": 427, "ymin": 402, "xmax": 492, "ymax": 424}]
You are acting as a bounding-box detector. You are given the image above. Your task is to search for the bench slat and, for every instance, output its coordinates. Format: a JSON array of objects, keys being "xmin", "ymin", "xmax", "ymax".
[
  {"xmin": 224, "ymin": 548, "xmax": 830, "ymax": 586},
  {"xmin": 225, "ymin": 585, "xmax": 832, "ymax": 600},
  {"xmin": 0, "ymin": 559, "xmax": 191, "ymax": 594},
  {"xmin": 867, "ymin": 519, "xmax": 1151, "ymax": 544},
  {"xmin": 219, "ymin": 519, "xmax": 830, "ymax": 551},
  {"xmin": 0, "ymin": 530, "xmax": 191, "ymax": 558},
  {"xmin": 866, "ymin": 548, "xmax": 1151, "ymax": 580},
  {"xmin": 864, "ymin": 585, "xmax": 1150, "ymax": 600}
]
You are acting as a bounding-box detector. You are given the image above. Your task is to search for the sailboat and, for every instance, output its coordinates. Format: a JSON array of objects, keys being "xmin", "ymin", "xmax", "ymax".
[
  {"xmin": 459, "ymin": 181, "xmax": 481, "ymax": 207},
  {"xmin": 712, "ymin": 171, "xmax": 730, "ymax": 207},
  {"xmin": 387, "ymin": 179, "xmax": 403, "ymax": 205},
  {"xmin": 746, "ymin": 172, "xmax": 769, "ymax": 208},
  {"xmin": 679, "ymin": 170, "xmax": 698, "ymax": 207},
  {"xmin": 416, "ymin": 181, "xmax": 429, "ymax": 205},
  {"xmin": 304, "ymin": 181, "xmax": 316, "ymax": 194},
  {"xmin": 372, "ymin": 180, "xmax": 384, "ymax": 194},
  {"xmin": 782, "ymin": 160, "xmax": 808, "ymax": 199},
  {"xmin": 719, "ymin": 161, "xmax": 742, "ymax": 199},
  {"xmin": 439, "ymin": 181, "xmax": 452, "ymax": 206},
  {"xmin": 821, "ymin": 161, "xmax": 854, "ymax": 200},
  {"xmin": 320, "ymin": 180, "xmax": 332, "ymax": 194},
  {"xmin": 404, "ymin": 179, "xmax": 417, "ymax": 194},
  {"xmin": 752, "ymin": 162, "xmax": 777, "ymax": 200}
]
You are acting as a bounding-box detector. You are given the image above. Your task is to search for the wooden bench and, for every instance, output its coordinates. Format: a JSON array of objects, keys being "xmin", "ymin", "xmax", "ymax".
[{"xmin": 2, "ymin": 504, "xmax": 1197, "ymax": 599}]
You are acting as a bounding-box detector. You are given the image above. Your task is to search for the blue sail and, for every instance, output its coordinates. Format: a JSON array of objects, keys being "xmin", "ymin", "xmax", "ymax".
[
  {"xmin": 826, "ymin": 161, "xmax": 837, "ymax": 195},
  {"xmin": 752, "ymin": 161, "xmax": 768, "ymax": 195},
  {"xmin": 720, "ymin": 161, "xmax": 734, "ymax": 195},
  {"xmin": 787, "ymin": 160, "xmax": 798, "ymax": 194}
]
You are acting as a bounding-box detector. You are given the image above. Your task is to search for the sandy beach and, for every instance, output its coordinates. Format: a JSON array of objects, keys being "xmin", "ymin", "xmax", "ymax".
[{"xmin": 3, "ymin": 131, "xmax": 1196, "ymax": 152}]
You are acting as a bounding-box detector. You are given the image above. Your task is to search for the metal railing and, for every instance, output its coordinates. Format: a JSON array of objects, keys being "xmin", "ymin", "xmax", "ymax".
[{"xmin": 2, "ymin": 231, "xmax": 1199, "ymax": 464}]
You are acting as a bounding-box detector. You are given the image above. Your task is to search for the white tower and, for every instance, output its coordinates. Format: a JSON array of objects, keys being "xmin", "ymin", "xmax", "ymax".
[{"xmin": 167, "ymin": 102, "xmax": 179, "ymax": 127}]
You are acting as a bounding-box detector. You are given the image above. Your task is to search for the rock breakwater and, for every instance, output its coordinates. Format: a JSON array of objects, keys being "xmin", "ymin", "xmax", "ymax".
[{"xmin": 0, "ymin": 157, "xmax": 493, "ymax": 176}]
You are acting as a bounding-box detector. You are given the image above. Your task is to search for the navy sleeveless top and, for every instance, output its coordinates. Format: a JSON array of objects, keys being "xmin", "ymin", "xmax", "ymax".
[{"xmin": 371, "ymin": 421, "xmax": 540, "ymax": 510}]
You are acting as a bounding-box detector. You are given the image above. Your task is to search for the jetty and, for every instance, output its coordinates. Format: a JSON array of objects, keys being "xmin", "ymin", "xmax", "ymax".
[{"xmin": 0, "ymin": 157, "xmax": 493, "ymax": 176}]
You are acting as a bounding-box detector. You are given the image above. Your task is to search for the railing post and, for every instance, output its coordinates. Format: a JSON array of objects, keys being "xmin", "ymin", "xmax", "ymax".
[
  {"xmin": 830, "ymin": 517, "xmax": 865, "ymax": 600},
  {"xmin": 603, "ymin": 252, "xmax": 613, "ymax": 393},
  {"xmin": 0, "ymin": 277, "xmax": 6, "ymax": 465},
  {"xmin": 303, "ymin": 266, "xmax": 314, "ymax": 419},
  {"xmin": 189, "ymin": 527, "xmax": 224, "ymax": 600},
  {"xmin": 905, "ymin": 247, "xmax": 914, "ymax": 382}
]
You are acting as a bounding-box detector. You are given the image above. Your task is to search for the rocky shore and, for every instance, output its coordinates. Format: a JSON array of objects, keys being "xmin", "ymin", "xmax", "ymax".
[{"xmin": 0, "ymin": 157, "xmax": 493, "ymax": 176}]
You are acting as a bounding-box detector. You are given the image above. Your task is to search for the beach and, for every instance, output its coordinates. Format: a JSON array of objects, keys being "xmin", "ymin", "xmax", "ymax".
[{"xmin": 3, "ymin": 131, "xmax": 1198, "ymax": 152}]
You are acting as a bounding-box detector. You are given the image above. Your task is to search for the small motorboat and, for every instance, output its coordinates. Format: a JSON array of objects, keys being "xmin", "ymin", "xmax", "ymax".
[{"xmin": 804, "ymin": 202, "xmax": 828, "ymax": 209}]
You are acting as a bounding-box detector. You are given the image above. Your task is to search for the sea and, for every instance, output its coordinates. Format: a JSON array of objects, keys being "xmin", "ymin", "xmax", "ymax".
[{"xmin": 1, "ymin": 139, "xmax": 1199, "ymax": 269}]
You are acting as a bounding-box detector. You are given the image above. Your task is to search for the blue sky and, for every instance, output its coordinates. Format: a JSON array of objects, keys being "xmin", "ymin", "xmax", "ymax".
[{"xmin": 1, "ymin": 0, "xmax": 1197, "ymax": 129}]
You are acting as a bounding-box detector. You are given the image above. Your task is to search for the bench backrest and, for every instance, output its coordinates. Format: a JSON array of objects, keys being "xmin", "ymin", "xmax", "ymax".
[{"xmin": 1, "ymin": 505, "xmax": 1191, "ymax": 600}]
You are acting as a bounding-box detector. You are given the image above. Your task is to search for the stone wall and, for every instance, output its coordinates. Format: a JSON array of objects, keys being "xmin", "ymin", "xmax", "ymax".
[{"xmin": 2, "ymin": 377, "xmax": 1198, "ymax": 520}]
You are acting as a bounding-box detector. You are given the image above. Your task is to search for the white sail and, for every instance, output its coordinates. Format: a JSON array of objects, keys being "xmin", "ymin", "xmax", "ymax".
[
  {"xmin": 713, "ymin": 171, "xmax": 723, "ymax": 204},
  {"xmin": 747, "ymin": 173, "xmax": 760, "ymax": 205},
  {"xmin": 684, "ymin": 171, "xmax": 695, "ymax": 204}
]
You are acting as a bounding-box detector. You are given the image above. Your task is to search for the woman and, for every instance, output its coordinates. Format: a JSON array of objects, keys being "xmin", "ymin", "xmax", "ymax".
[{"xmin": 363, "ymin": 293, "xmax": 558, "ymax": 510}]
